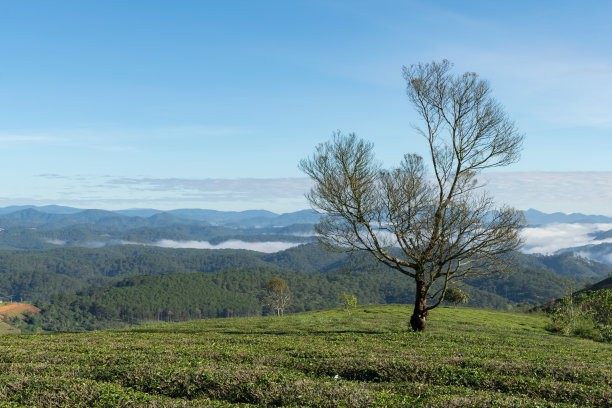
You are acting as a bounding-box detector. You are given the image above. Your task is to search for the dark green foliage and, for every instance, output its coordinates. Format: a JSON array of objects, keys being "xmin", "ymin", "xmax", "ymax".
[
  {"xmin": 0, "ymin": 243, "xmax": 609, "ymax": 332},
  {"xmin": 33, "ymin": 267, "xmax": 419, "ymax": 331},
  {"xmin": 466, "ymin": 265, "xmax": 599, "ymax": 304},
  {"xmin": 261, "ymin": 242, "xmax": 347, "ymax": 273},
  {"xmin": 539, "ymin": 253, "xmax": 610, "ymax": 277},
  {"xmin": 0, "ymin": 246, "xmax": 277, "ymax": 301}
]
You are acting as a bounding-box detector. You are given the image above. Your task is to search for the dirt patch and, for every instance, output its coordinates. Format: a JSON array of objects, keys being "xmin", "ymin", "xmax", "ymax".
[{"xmin": 0, "ymin": 303, "xmax": 40, "ymax": 319}]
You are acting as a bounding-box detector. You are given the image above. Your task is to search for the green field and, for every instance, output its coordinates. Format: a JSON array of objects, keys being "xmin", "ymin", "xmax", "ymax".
[{"xmin": 0, "ymin": 305, "xmax": 610, "ymax": 407}]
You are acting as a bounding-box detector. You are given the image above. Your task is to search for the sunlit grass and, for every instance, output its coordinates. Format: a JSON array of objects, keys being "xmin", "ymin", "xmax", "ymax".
[{"xmin": 0, "ymin": 305, "xmax": 610, "ymax": 407}]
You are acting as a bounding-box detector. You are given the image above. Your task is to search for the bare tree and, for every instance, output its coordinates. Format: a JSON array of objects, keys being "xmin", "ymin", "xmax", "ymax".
[
  {"xmin": 299, "ymin": 60, "xmax": 524, "ymax": 331},
  {"xmin": 264, "ymin": 277, "xmax": 291, "ymax": 316}
]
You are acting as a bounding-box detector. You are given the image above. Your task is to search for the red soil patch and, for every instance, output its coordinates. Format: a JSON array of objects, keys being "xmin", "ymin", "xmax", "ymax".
[{"xmin": 0, "ymin": 303, "xmax": 40, "ymax": 319}]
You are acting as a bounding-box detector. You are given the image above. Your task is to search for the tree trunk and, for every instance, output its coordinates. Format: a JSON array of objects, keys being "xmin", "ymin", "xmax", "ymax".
[{"xmin": 411, "ymin": 281, "xmax": 428, "ymax": 331}]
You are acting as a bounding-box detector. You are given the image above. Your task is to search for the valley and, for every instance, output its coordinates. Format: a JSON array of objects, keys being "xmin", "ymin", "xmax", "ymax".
[{"xmin": 0, "ymin": 206, "xmax": 609, "ymax": 333}]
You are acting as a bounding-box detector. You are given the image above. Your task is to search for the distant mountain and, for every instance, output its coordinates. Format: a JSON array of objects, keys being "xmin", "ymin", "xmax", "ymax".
[
  {"xmin": 0, "ymin": 208, "xmax": 317, "ymax": 250},
  {"xmin": 0, "ymin": 208, "xmax": 120, "ymax": 229},
  {"xmin": 258, "ymin": 223, "xmax": 316, "ymax": 236},
  {"xmin": 0, "ymin": 206, "xmax": 321, "ymax": 228},
  {"xmin": 114, "ymin": 208, "xmax": 164, "ymax": 217},
  {"xmin": 0, "ymin": 205, "xmax": 84, "ymax": 215},
  {"xmin": 590, "ymin": 229, "xmax": 612, "ymax": 241},
  {"xmin": 523, "ymin": 209, "xmax": 612, "ymax": 226},
  {"xmin": 3, "ymin": 206, "xmax": 612, "ymax": 227},
  {"xmin": 118, "ymin": 209, "xmax": 322, "ymax": 228},
  {"xmin": 275, "ymin": 210, "xmax": 320, "ymax": 226},
  {"xmin": 167, "ymin": 209, "xmax": 277, "ymax": 224},
  {"xmin": 556, "ymin": 242, "xmax": 612, "ymax": 267},
  {"xmin": 0, "ymin": 209, "xmax": 197, "ymax": 230},
  {"xmin": 5, "ymin": 206, "xmax": 612, "ymax": 262}
]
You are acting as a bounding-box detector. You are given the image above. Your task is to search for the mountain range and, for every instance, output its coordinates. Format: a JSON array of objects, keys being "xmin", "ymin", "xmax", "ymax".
[
  {"xmin": 523, "ymin": 208, "xmax": 612, "ymax": 225},
  {"xmin": 0, "ymin": 205, "xmax": 609, "ymax": 332},
  {"xmin": 2, "ymin": 206, "xmax": 612, "ymax": 265},
  {"xmin": 0, "ymin": 206, "xmax": 320, "ymax": 227},
  {"xmin": 0, "ymin": 206, "xmax": 318, "ymax": 251}
]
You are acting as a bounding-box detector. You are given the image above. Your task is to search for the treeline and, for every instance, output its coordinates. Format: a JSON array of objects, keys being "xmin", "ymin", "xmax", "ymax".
[
  {"xmin": 0, "ymin": 244, "xmax": 607, "ymax": 304},
  {"xmin": 0, "ymin": 243, "xmax": 609, "ymax": 332},
  {"xmin": 33, "ymin": 266, "xmax": 514, "ymax": 331},
  {"xmin": 0, "ymin": 246, "xmax": 282, "ymax": 301}
]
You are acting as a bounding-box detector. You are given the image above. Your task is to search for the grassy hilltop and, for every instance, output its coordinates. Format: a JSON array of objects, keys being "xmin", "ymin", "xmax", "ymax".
[{"xmin": 0, "ymin": 305, "xmax": 610, "ymax": 407}]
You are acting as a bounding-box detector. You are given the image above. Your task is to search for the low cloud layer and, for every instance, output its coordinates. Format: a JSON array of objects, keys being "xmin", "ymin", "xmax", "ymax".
[
  {"xmin": 44, "ymin": 238, "xmax": 67, "ymax": 246},
  {"xmin": 152, "ymin": 239, "xmax": 302, "ymax": 253},
  {"xmin": 45, "ymin": 237, "xmax": 303, "ymax": 253},
  {"xmin": 521, "ymin": 222, "xmax": 612, "ymax": 254}
]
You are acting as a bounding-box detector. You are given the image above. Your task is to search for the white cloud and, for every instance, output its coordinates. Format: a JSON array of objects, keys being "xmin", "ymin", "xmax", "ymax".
[
  {"xmin": 108, "ymin": 177, "xmax": 313, "ymax": 197},
  {"xmin": 482, "ymin": 172, "xmax": 612, "ymax": 216},
  {"xmin": 521, "ymin": 222, "xmax": 612, "ymax": 255},
  {"xmin": 44, "ymin": 238, "xmax": 67, "ymax": 245},
  {"xmin": 42, "ymin": 238, "xmax": 302, "ymax": 253},
  {"xmin": 152, "ymin": 239, "xmax": 302, "ymax": 253}
]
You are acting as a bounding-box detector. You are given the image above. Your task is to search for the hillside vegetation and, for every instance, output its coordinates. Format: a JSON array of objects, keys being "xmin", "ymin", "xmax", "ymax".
[
  {"xmin": 0, "ymin": 243, "xmax": 607, "ymax": 332},
  {"xmin": 0, "ymin": 244, "xmax": 605, "ymax": 305},
  {"xmin": 33, "ymin": 267, "xmax": 512, "ymax": 332},
  {"xmin": 0, "ymin": 305, "xmax": 610, "ymax": 407}
]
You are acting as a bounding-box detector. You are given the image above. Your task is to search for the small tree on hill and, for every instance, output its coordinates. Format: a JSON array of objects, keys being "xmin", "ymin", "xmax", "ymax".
[
  {"xmin": 300, "ymin": 60, "xmax": 524, "ymax": 331},
  {"xmin": 339, "ymin": 292, "xmax": 358, "ymax": 314},
  {"xmin": 264, "ymin": 277, "xmax": 291, "ymax": 316}
]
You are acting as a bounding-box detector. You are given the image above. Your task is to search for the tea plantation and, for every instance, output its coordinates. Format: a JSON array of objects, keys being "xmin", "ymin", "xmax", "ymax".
[{"xmin": 0, "ymin": 305, "xmax": 610, "ymax": 407}]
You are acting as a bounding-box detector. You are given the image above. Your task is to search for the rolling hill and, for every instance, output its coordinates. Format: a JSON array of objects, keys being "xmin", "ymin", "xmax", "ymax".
[
  {"xmin": 0, "ymin": 305, "xmax": 610, "ymax": 407},
  {"xmin": 0, "ymin": 241, "xmax": 605, "ymax": 332}
]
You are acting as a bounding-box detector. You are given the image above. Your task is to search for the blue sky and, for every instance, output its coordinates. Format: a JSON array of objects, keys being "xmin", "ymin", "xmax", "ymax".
[{"xmin": 1, "ymin": 0, "xmax": 611, "ymax": 214}]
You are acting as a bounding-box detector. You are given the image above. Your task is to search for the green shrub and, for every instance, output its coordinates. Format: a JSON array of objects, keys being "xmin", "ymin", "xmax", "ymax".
[
  {"xmin": 444, "ymin": 287, "xmax": 469, "ymax": 306},
  {"xmin": 548, "ymin": 289, "xmax": 612, "ymax": 342}
]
